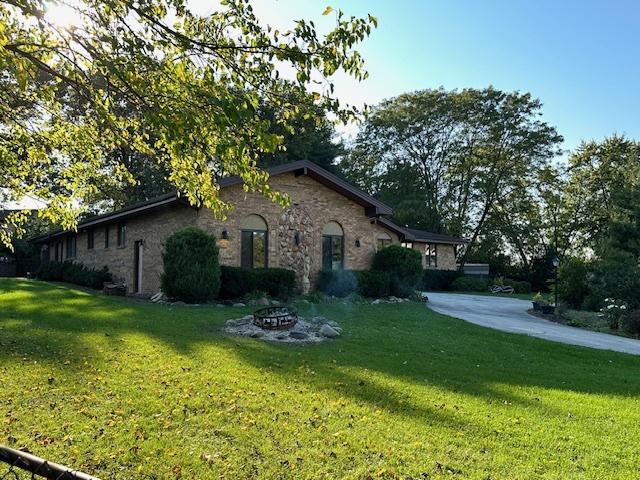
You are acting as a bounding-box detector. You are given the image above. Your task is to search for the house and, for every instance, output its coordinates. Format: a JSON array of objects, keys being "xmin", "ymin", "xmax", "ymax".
[{"xmin": 31, "ymin": 161, "xmax": 466, "ymax": 295}]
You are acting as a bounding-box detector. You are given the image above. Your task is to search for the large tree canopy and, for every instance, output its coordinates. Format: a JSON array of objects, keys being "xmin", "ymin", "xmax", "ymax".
[
  {"xmin": 0, "ymin": 0, "xmax": 376, "ymax": 247},
  {"xmin": 341, "ymin": 87, "xmax": 563, "ymax": 265}
]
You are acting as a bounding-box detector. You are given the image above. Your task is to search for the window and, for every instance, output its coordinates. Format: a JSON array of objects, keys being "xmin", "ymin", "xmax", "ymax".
[
  {"xmin": 401, "ymin": 241, "xmax": 413, "ymax": 249},
  {"xmin": 240, "ymin": 215, "xmax": 268, "ymax": 268},
  {"xmin": 104, "ymin": 225, "xmax": 110, "ymax": 248},
  {"xmin": 117, "ymin": 223, "xmax": 126, "ymax": 247},
  {"xmin": 65, "ymin": 236, "xmax": 76, "ymax": 259},
  {"xmin": 87, "ymin": 229, "xmax": 94, "ymax": 250},
  {"xmin": 322, "ymin": 221, "xmax": 344, "ymax": 271},
  {"xmin": 426, "ymin": 243, "xmax": 437, "ymax": 268},
  {"xmin": 54, "ymin": 242, "xmax": 62, "ymax": 262},
  {"xmin": 376, "ymin": 233, "xmax": 392, "ymax": 251}
]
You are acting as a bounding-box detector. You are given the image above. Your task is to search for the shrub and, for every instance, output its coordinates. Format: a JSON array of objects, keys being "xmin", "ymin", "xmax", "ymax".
[
  {"xmin": 511, "ymin": 280, "xmax": 532, "ymax": 294},
  {"xmin": 451, "ymin": 276, "xmax": 489, "ymax": 292},
  {"xmin": 356, "ymin": 270, "xmax": 390, "ymax": 298},
  {"xmin": 599, "ymin": 298, "xmax": 628, "ymax": 330},
  {"xmin": 621, "ymin": 310, "xmax": 640, "ymax": 336},
  {"xmin": 37, "ymin": 260, "xmax": 112, "ymax": 289},
  {"xmin": 317, "ymin": 270, "xmax": 358, "ymax": 297},
  {"xmin": 161, "ymin": 226, "xmax": 220, "ymax": 303},
  {"xmin": 219, "ymin": 266, "xmax": 295, "ymax": 300},
  {"xmin": 371, "ymin": 245, "xmax": 422, "ymax": 297},
  {"xmin": 557, "ymin": 257, "xmax": 591, "ymax": 308},
  {"xmin": 588, "ymin": 251, "xmax": 640, "ymax": 310},
  {"xmin": 421, "ymin": 269, "xmax": 462, "ymax": 291}
]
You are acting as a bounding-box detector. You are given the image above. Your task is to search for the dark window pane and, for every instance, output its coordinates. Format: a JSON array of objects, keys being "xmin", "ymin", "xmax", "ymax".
[
  {"xmin": 104, "ymin": 226, "xmax": 109, "ymax": 248},
  {"xmin": 87, "ymin": 230, "xmax": 94, "ymax": 249},
  {"xmin": 322, "ymin": 235, "xmax": 343, "ymax": 271},
  {"xmin": 241, "ymin": 230, "xmax": 253, "ymax": 268},
  {"xmin": 253, "ymin": 231, "xmax": 266, "ymax": 268}
]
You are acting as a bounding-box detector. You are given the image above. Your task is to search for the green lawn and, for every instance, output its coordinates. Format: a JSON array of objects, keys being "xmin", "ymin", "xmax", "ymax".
[{"xmin": 2, "ymin": 279, "xmax": 640, "ymax": 479}]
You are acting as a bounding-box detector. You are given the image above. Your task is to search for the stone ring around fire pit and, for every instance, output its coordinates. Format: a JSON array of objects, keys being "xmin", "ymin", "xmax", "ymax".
[{"xmin": 253, "ymin": 306, "xmax": 298, "ymax": 330}]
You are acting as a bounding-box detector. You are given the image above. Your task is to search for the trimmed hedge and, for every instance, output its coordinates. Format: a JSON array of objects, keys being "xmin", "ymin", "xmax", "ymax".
[
  {"xmin": 316, "ymin": 270, "xmax": 358, "ymax": 298},
  {"xmin": 371, "ymin": 245, "xmax": 422, "ymax": 297},
  {"xmin": 161, "ymin": 226, "xmax": 221, "ymax": 303},
  {"xmin": 38, "ymin": 260, "xmax": 112, "ymax": 289},
  {"xmin": 421, "ymin": 269, "xmax": 462, "ymax": 291},
  {"xmin": 317, "ymin": 270, "xmax": 391, "ymax": 299},
  {"xmin": 451, "ymin": 276, "xmax": 489, "ymax": 292},
  {"xmin": 219, "ymin": 266, "xmax": 296, "ymax": 300},
  {"xmin": 356, "ymin": 270, "xmax": 390, "ymax": 298}
]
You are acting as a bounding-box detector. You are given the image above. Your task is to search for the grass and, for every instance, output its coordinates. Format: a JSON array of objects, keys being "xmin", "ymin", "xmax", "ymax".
[{"xmin": 2, "ymin": 279, "xmax": 640, "ymax": 479}]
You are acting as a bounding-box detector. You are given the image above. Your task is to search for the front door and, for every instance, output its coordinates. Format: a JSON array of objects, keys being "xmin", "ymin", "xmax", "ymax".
[{"xmin": 133, "ymin": 240, "xmax": 143, "ymax": 294}]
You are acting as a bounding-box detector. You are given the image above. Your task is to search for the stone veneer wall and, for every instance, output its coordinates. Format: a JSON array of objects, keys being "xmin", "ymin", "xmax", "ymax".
[{"xmin": 44, "ymin": 172, "xmax": 458, "ymax": 296}]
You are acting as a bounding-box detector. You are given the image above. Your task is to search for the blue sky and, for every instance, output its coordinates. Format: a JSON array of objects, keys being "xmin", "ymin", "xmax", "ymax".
[{"xmin": 195, "ymin": 1, "xmax": 640, "ymax": 153}]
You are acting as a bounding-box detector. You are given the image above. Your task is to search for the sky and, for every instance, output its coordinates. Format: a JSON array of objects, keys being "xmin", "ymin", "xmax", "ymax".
[{"xmin": 200, "ymin": 0, "xmax": 640, "ymax": 154}]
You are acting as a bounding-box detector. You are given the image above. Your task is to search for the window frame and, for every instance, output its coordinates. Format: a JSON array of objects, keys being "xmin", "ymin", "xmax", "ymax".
[
  {"xmin": 116, "ymin": 223, "xmax": 126, "ymax": 247},
  {"xmin": 104, "ymin": 225, "xmax": 110, "ymax": 248},
  {"xmin": 87, "ymin": 229, "xmax": 94, "ymax": 250},
  {"xmin": 322, "ymin": 234, "xmax": 344, "ymax": 271},
  {"xmin": 426, "ymin": 243, "xmax": 438, "ymax": 268},
  {"xmin": 65, "ymin": 236, "xmax": 77, "ymax": 259},
  {"xmin": 240, "ymin": 229, "xmax": 268, "ymax": 268},
  {"xmin": 376, "ymin": 237, "xmax": 392, "ymax": 251}
]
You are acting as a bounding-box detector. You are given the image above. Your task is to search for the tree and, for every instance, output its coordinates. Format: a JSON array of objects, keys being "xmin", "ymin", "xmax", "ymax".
[
  {"xmin": 0, "ymin": 0, "xmax": 376, "ymax": 247},
  {"xmin": 341, "ymin": 88, "xmax": 563, "ymax": 263},
  {"xmin": 564, "ymin": 136, "xmax": 640, "ymax": 256}
]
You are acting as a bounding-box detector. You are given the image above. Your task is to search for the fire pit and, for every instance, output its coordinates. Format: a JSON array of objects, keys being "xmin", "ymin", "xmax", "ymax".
[{"xmin": 253, "ymin": 306, "xmax": 298, "ymax": 330}]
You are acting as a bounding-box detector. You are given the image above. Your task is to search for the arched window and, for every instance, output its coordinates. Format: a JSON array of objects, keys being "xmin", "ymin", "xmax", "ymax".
[
  {"xmin": 376, "ymin": 233, "xmax": 392, "ymax": 251},
  {"xmin": 240, "ymin": 214, "xmax": 268, "ymax": 268},
  {"xmin": 322, "ymin": 221, "xmax": 344, "ymax": 271}
]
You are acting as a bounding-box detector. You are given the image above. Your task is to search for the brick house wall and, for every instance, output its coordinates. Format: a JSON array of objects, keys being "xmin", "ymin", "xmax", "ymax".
[
  {"xmin": 42, "ymin": 171, "xmax": 459, "ymax": 296},
  {"xmin": 410, "ymin": 242, "xmax": 457, "ymax": 270}
]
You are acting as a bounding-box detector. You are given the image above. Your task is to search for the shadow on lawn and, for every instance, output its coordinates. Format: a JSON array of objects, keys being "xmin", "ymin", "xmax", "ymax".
[{"xmin": 3, "ymin": 279, "xmax": 640, "ymax": 422}]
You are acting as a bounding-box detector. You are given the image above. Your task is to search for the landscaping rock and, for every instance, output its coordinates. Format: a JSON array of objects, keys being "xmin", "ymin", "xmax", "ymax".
[
  {"xmin": 171, "ymin": 301, "xmax": 186, "ymax": 306},
  {"xmin": 311, "ymin": 316, "xmax": 329, "ymax": 324},
  {"xmin": 223, "ymin": 316, "xmax": 339, "ymax": 343},
  {"xmin": 232, "ymin": 302, "xmax": 246, "ymax": 307},
  {"xmin": 320, "ymin": 324, "xmax": 340, "ymax": 338},
  {"xmin": 372, "ymin": 299, "xmax": 382, "ymax": 304},
  {"xmin": 216, "ymin": 304, "xmax": 225, "ymax": 308},
  {"xmin": 290, "ymin": 331, "xmax": 309, "ymax": 340},
  {"xmin": 150, "ymin": 292, "xmax": 167, "ymax": 303}
]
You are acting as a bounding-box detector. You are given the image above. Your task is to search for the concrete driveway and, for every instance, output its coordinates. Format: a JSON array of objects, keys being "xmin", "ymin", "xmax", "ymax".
[{"xmin": 426, "ymin": 292, "xmax": 640, "ymax": 356}]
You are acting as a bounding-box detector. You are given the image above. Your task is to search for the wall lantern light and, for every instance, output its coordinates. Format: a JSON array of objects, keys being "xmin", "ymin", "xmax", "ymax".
[
  {"xmin": 294, "ymin": 231, "xmax": 301, "ymax": 246},
  {"xmin": 355, "ymin": 239, "xmax": 361, "ymax": 248},
  {"xmin": 221, "ymin": 229, "xmax": 229, "ymax": 240}
]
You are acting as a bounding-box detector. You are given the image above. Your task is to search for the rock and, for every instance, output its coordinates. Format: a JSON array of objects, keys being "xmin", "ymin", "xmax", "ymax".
[
  {"xmin": 328, "ymin": 320, "xmax": 340, "ymax": 328},
  {"xmin": 250, "ymin": 330, "xmax": 264, "ymax": 338},
  {"xmin": 232, "ymin": 302, "xmax": 246, "ymax": 307},
  {"xmin": 216, "ymin": 304, "xmax": 225, "ymax": 308},
  {"xmin": 319, "ymin": 324, "xmax": 340, "ymax": 338},
  {"xmin": 372, "ymin": 299, "xmax": 382, "ymax": 304},
  {"xmin": 312, "ymin": 316, "xmax": 329, "ymax": 324},
  {"xmin": 242, "ymin": 315, "xmax": 254, "ymax": 321},
  {"xmin": 150, "ymin": 292, "xmax": 166, "ymax": 303},
  {"xmin": 171, "ymin": 301, "xmax": 186, "ymax": 306},
  {"xmin": 254, "ymin": 297, "xmax": 269, "ymax": 306},
  {"xmin": 289, "ymin": 331, "xmax": 309, "ymax": 340},
  {"xmin": 271, "ymin": 300, "xmax": 280, "ymax": 306}
]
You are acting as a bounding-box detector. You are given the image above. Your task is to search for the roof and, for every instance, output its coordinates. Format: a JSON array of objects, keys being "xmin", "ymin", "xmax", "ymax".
[
  {"xmin": 30, "ymin": 193, "xmax": 182, "ymax": 243},
  {"xmin": 377, "ymin": 217, "xmax": 467, "ymax": 245},
  {"xmin": 31, "ymin": 161, "xmax": 393, "ymax": 243}
]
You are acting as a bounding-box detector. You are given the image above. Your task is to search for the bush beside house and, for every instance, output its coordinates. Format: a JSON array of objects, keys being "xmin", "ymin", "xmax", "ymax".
[
  {"xmin": 371, "ymin": 245, "xmax": 422, "ymax": 297},
  {"xmin": 38, "ymin": 261, "xmax": 112, "ymax": 289},
  {"xmin": 161, "ymin": 226, "xmax": 221, "ymax": 303},
  {"xmin": 219, "ymin": 266, "xmax": 296, "ymax": 300}
]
